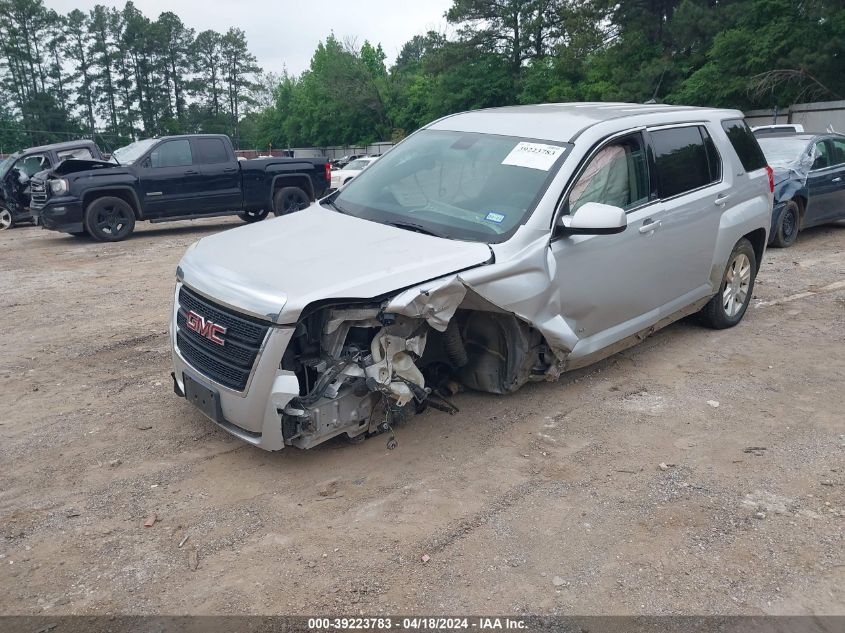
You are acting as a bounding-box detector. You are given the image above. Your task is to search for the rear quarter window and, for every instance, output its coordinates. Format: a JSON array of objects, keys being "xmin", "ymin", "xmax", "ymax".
[
  {"xmin": 721, "ymin": 119, "xmax": 767, "ymax": 172},
  {"xmin": 650, "ymin": 126, "xmax": 718, "ymax": 198}
]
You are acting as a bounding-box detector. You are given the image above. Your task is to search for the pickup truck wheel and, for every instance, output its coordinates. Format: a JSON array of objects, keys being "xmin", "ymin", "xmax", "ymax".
[
  {"xmin": 0, "ymin": 208, "xmax": 13, "ymax": 230},
  {"xmin": 273, "ymin": 187, "xmax": 310, "ymax": 216},
  {"xmin": 699, "ymin": 238, "xmax": 757, "ymax": 329},
  {"xmin": 772, "ymin": 200, "xmax": 800, "ymax": 248},
  {"xmin": 238, "ymin": 209, "xmax": 269, "ymax": 223},
  {"xmin": 84, "ymin": 196, "xmax": 136, "ymax": 242}
]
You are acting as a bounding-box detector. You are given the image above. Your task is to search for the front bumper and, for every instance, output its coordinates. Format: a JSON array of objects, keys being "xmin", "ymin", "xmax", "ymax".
[
  {"xmin": 170, "ymin": 283, "xmax": 299, "ymax": 451},
  {"xmin": 32, "ymin": 197, "xmax": 84, "ymax": 233}
]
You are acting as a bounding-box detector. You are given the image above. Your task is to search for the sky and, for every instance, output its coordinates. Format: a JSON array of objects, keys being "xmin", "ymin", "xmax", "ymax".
[{"xmin": 44, "ymin": 0, "xmax": 455, "ymax": 75}]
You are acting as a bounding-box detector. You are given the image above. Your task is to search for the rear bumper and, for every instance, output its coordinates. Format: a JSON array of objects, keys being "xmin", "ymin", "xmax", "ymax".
[
  {"xmin": 169, "ymin": 283, "xmax": 299, "ymax": 451},
  {"xmin": 32, "ymin": 198, "xmax": 84, "ymax": 233}
]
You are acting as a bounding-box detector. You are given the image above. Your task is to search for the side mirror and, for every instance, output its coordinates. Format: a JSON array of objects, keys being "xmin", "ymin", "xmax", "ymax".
[{"xmin": 558, "ymin": 201, "xmax": 627, "ymax": 235}]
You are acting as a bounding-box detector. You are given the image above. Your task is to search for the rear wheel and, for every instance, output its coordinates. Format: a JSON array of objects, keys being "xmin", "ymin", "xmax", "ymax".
[
  {"xmin": 772, "ymin": 199, "xmax": 800, "ymax": 248},
  {"xmin": 272, "ymin": 187, "xmax": 310, "ymax": 216},
  {"xmin": 699, "ymin": 238, "xmax": 757, "ymax": 329},
  {"xmin": 83, "ymin": 196, "xmax": 136, "ymax": 242},
  {"xmin": 238, "ymin": 209, "xmax": 269, "ymax": 223},
  {"xmin": 0, "ymin": 208, "xmax": 13, "ymax": 230}
]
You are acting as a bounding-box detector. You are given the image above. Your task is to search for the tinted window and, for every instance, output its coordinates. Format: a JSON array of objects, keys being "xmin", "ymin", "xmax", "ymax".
[
  {"xmin": 650, "ymin": 126, "xmax": 712, "ymax": 198},
  {"xmin": 195, "ymin": 138, "xmax": 229, "ymax": 164},
  {"xmin": 150, "ymin": 140, "xmax": 193, "ymax": 168},
  {"xmin": 568, "ymin": 133, "xmax": 650, "ymax": 213},
  {"xmin": 830, "ymin": 138, "xmax": 845, "ymax": 166},
  {"xmin": 812, "ymin": 140, "xmax": 831, "ymax": 170},
  {"xmin": 721, "ymin": 119, "xmax": 767, "ymax": 172}
]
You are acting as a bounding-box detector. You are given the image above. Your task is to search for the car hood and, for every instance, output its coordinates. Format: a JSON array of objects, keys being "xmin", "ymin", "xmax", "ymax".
[
  {"xmin": 51, "ymin": 158, "xmax": 117, "ymax": 175},
  {"xmin": 178, "ymin": 205, "xmax": 493, "ymax": 323}
]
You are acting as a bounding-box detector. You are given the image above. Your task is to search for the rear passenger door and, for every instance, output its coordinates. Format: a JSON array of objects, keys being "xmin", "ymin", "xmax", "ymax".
[
  {"xmin": 194, "ymin": 137, "xmax": 242, "ymax": 212},
  {"xmin": 645, "ymin": 124, "xmax": 725, "ymax": 310}
]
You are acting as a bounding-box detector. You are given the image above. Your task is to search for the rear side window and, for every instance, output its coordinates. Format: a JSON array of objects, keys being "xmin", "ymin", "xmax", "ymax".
[
  {"xmin": 650, "ymin": 126, "xmax": 717, "ymax": 198},
  {"xmin": 721, "ymin": 119, "xmax": 767, "ymax": 172},
  {"xmin": 195, "ymin": 138, "xmax": 230, "ymax": 164},
  {"xmin": 57, "ymin": 147, "xmax": 94, "ymax": 162}
]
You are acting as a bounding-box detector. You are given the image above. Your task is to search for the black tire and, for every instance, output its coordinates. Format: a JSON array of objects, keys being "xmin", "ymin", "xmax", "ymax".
[
  {"xmin": 699, "ymin": 238, "xmax": 757, "ymax": 329},
  {"xmin": 771, "ymin": 199, "xmax": 800, "ymax": 248},
  {"xmin": 238, "ymin": 209, "xmax": 269, "ymax": 223},
  {"xmin": 0, "ymin": 207, "xmax": 14, "ymax": 231},
  {"xmin": 272, "ymin": 187, "xmax": 310, "ymax": 216},
  {"xmin": 83, "ymin": 196, "xmax": 136, "ymax": 242}
]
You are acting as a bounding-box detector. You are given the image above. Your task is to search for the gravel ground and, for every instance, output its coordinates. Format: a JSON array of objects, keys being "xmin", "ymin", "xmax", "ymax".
[{"xmin": 0, "ymin": 217, "xmax": 843, "ymax": 616}]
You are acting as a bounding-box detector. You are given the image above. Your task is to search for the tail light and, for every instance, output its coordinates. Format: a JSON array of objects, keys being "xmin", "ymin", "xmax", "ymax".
[
  {"xmin": 325, "ymin": 162, "xmax": 331, "ymax": 182},
  {"xmin": 765, "ymin": 165, "xmax": 774, "ymax": 193}
]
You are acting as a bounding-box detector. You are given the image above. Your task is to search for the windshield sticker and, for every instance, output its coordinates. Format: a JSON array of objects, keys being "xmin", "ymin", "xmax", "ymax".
[
  {"xmin": 485, "ymin": 211, "xmax": 505, "ymax": 224},
  {"xmin": 502, "ymin": 142, "xmax": 565, "ymax": 171}
]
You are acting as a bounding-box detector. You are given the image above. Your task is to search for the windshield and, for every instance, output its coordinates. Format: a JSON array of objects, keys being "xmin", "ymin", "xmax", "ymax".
[
  {"xmin": 329, "ymin": 130, "xmax": 570, "ymax": 243},
  {"xmin": 112, "ymin": 138, "xmax": 158, "ymax": 164},
  {"xmin": 345, "ymin": 159, "xmax": 371, "ymax": 171},
  {"xmin": 758, "ymin": 137, "xmax": 812, "ymax": 168},
  {"xmin": 0, "ymin": 154, "xmax": 15, "ymax": 176}
]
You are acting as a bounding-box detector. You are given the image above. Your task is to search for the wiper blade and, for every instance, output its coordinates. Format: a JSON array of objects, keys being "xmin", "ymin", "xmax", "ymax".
[
  {"xmin": 322, "ymin": 198, "xmax": 348, "ymax": 214},
  {"xmin": 384, "ymin": 220, "xmax": 445, "ymax": 238}
]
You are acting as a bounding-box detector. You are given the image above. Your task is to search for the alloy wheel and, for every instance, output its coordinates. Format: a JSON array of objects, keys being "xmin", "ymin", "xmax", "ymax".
[
  {"xmin": 0, "ymin": 208, "xmax": 11, "ymax": 230},
  {"xmin": 722, "ymin": 253, "xmax": 751, "ymax": 317},
  {"xmin": 95, "ymin": 203, "xmax": 131, "ymax": 237}
]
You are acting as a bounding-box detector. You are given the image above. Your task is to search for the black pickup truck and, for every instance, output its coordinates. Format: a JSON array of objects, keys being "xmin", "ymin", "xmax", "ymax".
[
  {"xmin": 1, "ymin": 140, "xmax": 104, "ymax": 231},
  {"xmin": 30, "ymin": 134, "xmax": 331, "ymax": 241}
]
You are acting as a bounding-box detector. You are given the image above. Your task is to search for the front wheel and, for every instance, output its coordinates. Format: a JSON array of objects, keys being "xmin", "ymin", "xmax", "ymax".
[
  {"xmin": 699, "ymin": 238, "xmax": 757, "ymax": 329},
  {"xmin": 0, "ymin": 208, "xmax": 13, "ymax": 230},
  {"xmin": 272, "ymin": 187, "xmax": 310, "ymax": 216},
  {"xmin": 238, "ymin": 209, "xmax": 269, "ymax": 223},
  {"xmin": 771, "ymin": 200, "xmax": 800, "ymax": 248},
  {"xmin": 83, "ymin": 196, "xmax": 136, "ymax": 242}
]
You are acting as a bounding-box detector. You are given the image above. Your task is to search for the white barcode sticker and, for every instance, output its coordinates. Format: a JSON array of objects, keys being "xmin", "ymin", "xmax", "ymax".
[{"xmin": 502, "ymin": 142, "xmax": 565, "ymax": 171}]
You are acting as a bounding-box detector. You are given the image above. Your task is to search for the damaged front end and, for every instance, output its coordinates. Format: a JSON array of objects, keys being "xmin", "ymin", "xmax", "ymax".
[{"xmin": 277, "ymin": 279, "xmax": 555, "ymax": 449}]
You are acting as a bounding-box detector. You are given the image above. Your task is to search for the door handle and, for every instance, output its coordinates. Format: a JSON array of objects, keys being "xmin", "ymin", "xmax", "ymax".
[
  {"xmin": 223, "ymin": 167, "xmax": 237, "ymax": 173},
  {"xmin": 184, "ymin": 169, "xmax": 199, "ymax": 175},
  {"xmin": 714, "ymin": 193, "xmax": 733, "ymax": 206},
  {"xmin": 638, "ymin": 219, "xmax": 661, "ymax": 234},
  {"xmin": 832, "ymin": 177, "xmax": 842, "ymax": 183}
]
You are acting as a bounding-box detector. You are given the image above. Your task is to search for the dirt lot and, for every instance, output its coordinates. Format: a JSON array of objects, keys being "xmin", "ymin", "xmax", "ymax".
[{"xmin": 0, "ymin": 217, "xmax": 843, "ymax": 616}]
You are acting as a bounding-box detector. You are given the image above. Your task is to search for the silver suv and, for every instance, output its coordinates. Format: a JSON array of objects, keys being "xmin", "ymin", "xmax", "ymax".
[{"xmin": 170, "ymin": 103, "xmax": 773, "ymax": 451}]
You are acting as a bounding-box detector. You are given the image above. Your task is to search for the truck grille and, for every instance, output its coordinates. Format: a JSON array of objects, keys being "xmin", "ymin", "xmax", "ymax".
[
  {"xmin": 176, "ymin": 286, "xmax": 270, "ymax": 391},
  {"xmin": 29, "ymin": 178, "xmax": 48, "ymax": 208}
]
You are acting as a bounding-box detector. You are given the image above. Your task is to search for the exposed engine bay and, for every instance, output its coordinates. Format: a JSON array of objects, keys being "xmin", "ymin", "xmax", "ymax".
[{"xmin": 277, "ymin": 293, "xmax": 554, "ymax": 449}]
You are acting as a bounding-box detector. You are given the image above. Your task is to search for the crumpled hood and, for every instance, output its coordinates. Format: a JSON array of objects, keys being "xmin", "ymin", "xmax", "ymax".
[
  {"xmin": 51, "ymin": 158, "xmax": 118, "ymax": 175},
  {"xmin": 178, "ymin": 205, "xmax": 492, "ymax": 323}
]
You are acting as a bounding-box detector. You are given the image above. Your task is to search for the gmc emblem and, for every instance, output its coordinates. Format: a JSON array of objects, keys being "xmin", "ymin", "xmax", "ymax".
[{"xmin": 185, "ymin": 310, "xmax": 227, "ymax": 345}]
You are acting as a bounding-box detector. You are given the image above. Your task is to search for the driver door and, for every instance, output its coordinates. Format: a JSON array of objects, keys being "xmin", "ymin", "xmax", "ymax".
[{"xmin": 550, "ymin": 131, "xmax": 669, "ymax": 355}]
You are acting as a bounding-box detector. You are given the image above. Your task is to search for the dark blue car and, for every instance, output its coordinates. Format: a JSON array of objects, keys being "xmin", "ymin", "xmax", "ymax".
[{"xmin": 757, "ymin": 133, "xmax": 845, "ymax": 247}]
